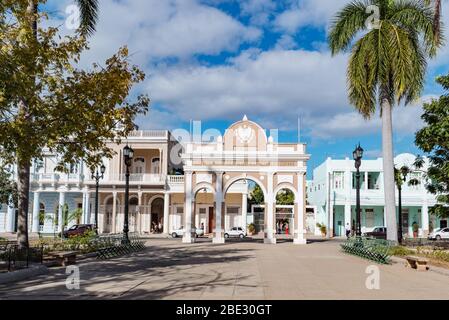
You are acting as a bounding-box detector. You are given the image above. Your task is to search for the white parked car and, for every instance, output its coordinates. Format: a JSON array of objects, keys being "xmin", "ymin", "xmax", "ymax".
[
  {"xmin": 428, "ymin": 228, "xmax": 449, "ymax": 241},
  {"xmin": 171, "ymin": 226, "xmax": 204, "ymax": 238},
  {"xmin": 224, "ymin": 227, "xmax": 246, "ymax": 239}
]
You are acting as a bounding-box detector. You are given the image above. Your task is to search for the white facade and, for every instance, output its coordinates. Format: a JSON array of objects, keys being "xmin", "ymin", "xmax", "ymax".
[
  {"xmin": 307, "ymin": 153, "xmax": 445, "ymax": 238},
  {"xmin": 1, "ymin": 117, "xmax": 310, "ymax": 245}
]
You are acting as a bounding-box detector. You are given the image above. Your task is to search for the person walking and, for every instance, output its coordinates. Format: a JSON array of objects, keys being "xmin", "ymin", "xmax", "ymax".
[{"xmin": 345, "ymin": 223, "xmax": 351, "ymax": 239}]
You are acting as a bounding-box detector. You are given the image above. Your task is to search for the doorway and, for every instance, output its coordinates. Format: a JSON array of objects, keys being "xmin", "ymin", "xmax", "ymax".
[{"xmin": 208, "ymin": 207, "xmax": 215, "ymax": 234}]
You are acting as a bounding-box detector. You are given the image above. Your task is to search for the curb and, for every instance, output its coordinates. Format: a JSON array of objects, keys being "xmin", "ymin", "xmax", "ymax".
[
  {"xmin": 391, "ymin": 256, "xmax": 449, "ymax": 277},
  {"xmin": 0, "ymin": 265, "xmax": 49, "ymax": 285}
]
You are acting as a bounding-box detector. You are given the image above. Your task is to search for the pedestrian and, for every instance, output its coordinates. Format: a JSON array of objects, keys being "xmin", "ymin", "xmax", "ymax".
[
  {"xmin": 158, "ymin": 221, "xmax": 162, "ymax": 233},
  {"xmin": 285, "ymin": 223, "xmax": 289, "ymax": 235},
  {"xmin": 345, "ymin": 223, "xmax": 351, "ymax": 239}
]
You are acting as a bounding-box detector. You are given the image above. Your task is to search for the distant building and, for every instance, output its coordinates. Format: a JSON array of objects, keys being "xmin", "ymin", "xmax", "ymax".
[{"xmin": 307, "ymin": 153, "xmax": 446, "ymax": 238}]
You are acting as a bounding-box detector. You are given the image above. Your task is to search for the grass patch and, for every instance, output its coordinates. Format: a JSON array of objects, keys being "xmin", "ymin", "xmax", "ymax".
[{"xmin": 389, "ymin": 246, "xmax": 415, "ymax": 256}]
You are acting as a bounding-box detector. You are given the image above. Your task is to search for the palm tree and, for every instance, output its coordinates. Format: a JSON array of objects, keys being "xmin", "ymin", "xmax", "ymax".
[
  {"xmin": 328, "ymin": 0, "xmax": 442, "ymax": 242},
  {"xmin": 425, "ymin": 0, "xmax": 442, "ymax": 42},
  {"xmin": 16, "ymin": 0, "xmax": 99, "ymax": 249}
]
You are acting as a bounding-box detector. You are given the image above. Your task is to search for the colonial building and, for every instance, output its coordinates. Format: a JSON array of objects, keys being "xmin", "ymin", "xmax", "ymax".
[
  {"xmin": 0, "ymin": 116, "xmax": 311, "ymax": 244},
  {"xmin": 307, "ymin": 153, "xmax": 446, "ymax": 238}
]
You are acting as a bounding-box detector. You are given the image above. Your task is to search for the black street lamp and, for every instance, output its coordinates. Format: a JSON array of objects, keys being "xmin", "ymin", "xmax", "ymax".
[
  {"xmin": 397, "ymin": 166, "xmax": 410, "ymax": 244},
  {"xmin": 123, "ymin": 145, "xmax": 134, "ymax": 243},
  {"xmin": 92, "ymin": 163, "xmax": 106, "ymax": 234},
  {"xmin": 353, "ymin": 144, "xmax": 364, "ymax": 237}
]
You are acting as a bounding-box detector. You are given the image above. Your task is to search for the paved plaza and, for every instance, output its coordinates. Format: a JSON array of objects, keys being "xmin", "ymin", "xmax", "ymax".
[{"xmin": 0, "ymin": 238, "xmax": 448, "ymax": 300}]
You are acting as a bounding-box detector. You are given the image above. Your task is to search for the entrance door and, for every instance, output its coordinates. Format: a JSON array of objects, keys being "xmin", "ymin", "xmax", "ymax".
[
  {"xmin": 208, "ymin": 207, "xmax": 215, "ymax": 234},
  {"xmin": 402, "ymin": 209, "xmax": 410, "ymax": 237}
]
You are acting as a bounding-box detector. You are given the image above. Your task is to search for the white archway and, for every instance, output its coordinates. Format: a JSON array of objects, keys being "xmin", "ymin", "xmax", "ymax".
[
  {"xmin": 148, "ymin": 195, "xmax": 164, "ymax": 233},
  {"xmin": 223, "ymin": 175, "xmax": 268, "ymax": 198},
  {"xmin": 274, "ymin": 183, "xmax": 298, "ymax": 204}
]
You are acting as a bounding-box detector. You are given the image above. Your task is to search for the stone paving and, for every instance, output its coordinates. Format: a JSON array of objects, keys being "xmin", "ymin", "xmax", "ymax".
[{"xmin": 0, "ymin": 237, "xmax": 448, "ymax": 300}]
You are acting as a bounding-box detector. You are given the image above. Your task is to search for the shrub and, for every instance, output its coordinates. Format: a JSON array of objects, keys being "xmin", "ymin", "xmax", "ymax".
[
  {"xmin": 316, "ymin": 223, "xmax": 327, "ymax": 236},
  {"xmin": 247, "ymin": 223, "xmax": 256, "ymax": 234},
  {"xmin": 389, "ymin": 246, "xmax": 414, "ymax": 256}
]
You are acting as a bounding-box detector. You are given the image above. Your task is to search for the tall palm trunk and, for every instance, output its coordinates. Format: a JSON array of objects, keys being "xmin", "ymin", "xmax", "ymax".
[{"xmin": 381, "ymin": 97, "xmax": 398, "ymax": 242}]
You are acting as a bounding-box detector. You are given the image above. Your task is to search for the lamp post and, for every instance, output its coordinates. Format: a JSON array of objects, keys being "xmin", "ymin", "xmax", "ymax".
[
  {"xmin": 92, "ymin": 163, "xmax": 106, "ymax": 234},
  {"xmin": 397, "ymin": 166, "xmax": 410, "ymax": 244},
  {"xmin": 353, "ymin": 144, "xmax": 364, "ymax": 237},
  {"xmin": 123, "ymin": 145, "xmax": 134, "ymax": 243}
]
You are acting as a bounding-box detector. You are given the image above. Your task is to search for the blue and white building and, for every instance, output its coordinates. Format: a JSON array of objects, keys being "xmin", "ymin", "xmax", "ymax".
[{"xmin": 307, "ymin": 153, "xmax": 446, "ymax": 238}]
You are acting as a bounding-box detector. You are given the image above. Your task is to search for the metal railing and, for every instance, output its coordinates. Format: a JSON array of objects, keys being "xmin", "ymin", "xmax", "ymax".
[{"xmin": 168, "ymin": 175, "xmax": 185, "ymax": 184}]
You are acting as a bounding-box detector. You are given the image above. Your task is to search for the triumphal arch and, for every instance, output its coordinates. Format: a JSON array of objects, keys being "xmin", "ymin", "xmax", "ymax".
[{"xmin": 180, "ymin": 116, "xmax": 310, "ymax": 245}]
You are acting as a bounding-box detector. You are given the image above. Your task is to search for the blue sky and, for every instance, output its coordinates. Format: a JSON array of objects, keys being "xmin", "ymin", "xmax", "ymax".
[{"xmin": 45, "ymin": 0, "xmax": 449, "ymax": 177}]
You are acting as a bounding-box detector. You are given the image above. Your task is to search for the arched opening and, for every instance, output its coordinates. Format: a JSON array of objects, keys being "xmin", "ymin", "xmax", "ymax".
[
  {"xmin": 150, "ymin": 197, "xmax": 164, "ymax": 233},
  {"xmin": 39, "ymin": 203, "xmax": 45, "ymax": 231},
  {"xmin": 129, "ymin": 197, "xmax": 139, "ymax": 232},
  {"xmin": 224, "ymin": 177, "xmax": 266, "ymax": 237},
  {"xmin": 193, "ymin": 185, "xmax": 215, "ymax": 235},
  {"xmin": 151, "ymin": 157, "xmax": 160, "ymax": 174},
  {"xmin": 104, "ymin": 197, "xmax": 114, "ymax": 233},
  {"xmin": 275, "ymin": 188, "xmax": 295, "ymax": 236}
]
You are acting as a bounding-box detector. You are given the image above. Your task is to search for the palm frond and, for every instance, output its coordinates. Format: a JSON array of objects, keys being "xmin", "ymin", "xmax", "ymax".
[
  {"xmin": 75, "ymin": 0, "xmax": 99, "ymax": 37},
  {"xmin": 328, "ymin": 0, "xmax": 371, "ymax": 54}
]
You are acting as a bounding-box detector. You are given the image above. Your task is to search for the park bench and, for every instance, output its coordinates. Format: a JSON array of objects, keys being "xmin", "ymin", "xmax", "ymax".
[
  {"xmin": 341, "ymin": 237, "xmax": 393, "ymax": 264},
  {"xmin": 405, "ymin": 256, "xmax": 429, "ymax": 271},
  {"xmin": 46, "ymin": 251, "xmax": 77, "ymax": 266}
]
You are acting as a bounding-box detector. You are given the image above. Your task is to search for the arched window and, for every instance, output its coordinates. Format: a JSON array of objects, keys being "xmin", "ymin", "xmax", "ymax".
[{"xmin": 151, "ymin": 158, "xmax": 160, "ymax": 174}]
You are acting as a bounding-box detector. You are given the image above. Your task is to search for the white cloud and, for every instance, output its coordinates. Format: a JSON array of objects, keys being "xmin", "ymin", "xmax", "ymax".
[
  {"xmin": 240, "ymin": 0, "xmax": 278, "ymax": 26},
  {"xmin": 274, "ymin": 0, "xmax": 348, "ymax": 33},
  {"xmin": 146, "ymin": 48, "xmax": 349, "ymax": 126},
  {"xmin": 48, "ymin": 0, "xmax": 261, "ymax": 65}
]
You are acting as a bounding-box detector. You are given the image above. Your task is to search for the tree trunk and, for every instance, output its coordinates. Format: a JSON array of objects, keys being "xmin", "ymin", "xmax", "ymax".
[
  {"xmin": 381, "ymin": 98, "xmax": 398, "ymax": 243},
  {"xmin": 15, "ymin": 0, "xmax": 38, "ymax": 249},
  {"xmin": 17, "ymin": 158, "xmax": 31, "ymax": 249}
]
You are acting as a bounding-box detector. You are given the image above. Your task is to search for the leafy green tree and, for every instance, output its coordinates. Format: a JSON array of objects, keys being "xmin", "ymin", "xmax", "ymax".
[
  {"xmin": 248, "ymin": 184, "xmax": 264, "ymax": 205},
  {"xmin": 328, "ymin": 0, "xmax": 442, "ymax": 241},
  {"xmin": 0, "ymin": 166, "xmax": 17, "ymax": 209},
  {"xmin": 276, "ymin": 189, "xmax": 295, "ymax": 205},
  {"xmin": 0, "ymin": 1, "xmax": 149, "ymax": 248},
  {"xmin": 415, "ymin": 74, "xmax": 449, "ymax": 218}
]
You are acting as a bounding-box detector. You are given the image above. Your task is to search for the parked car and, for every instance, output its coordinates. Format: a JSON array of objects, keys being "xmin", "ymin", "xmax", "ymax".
[
  {"xmin": 363, "ymin": 226, "xmax": 387, "ymax": 239},
  {"xmin": 171, "ymin": 226, "xmax": 204, "ymax": 238},
  {"xmin": 63, "ymin": 224, "xmax": 94, "ymax": 238},
  {"xmin": 428, "ymin": 228, "xmax": 449, "ymax": 241},
  {"xmin": 224, "ymin": 227, "xmax": 246, "ymax": 239}
]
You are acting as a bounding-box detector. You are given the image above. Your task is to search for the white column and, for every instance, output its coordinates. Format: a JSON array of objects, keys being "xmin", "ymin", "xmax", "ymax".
[
  {"xmin": 58, "ymin": 192, "xmax": 65, "ymax": 233},
  {"xmin": 137, "ymin": 192, "xmax": 143, "ymax": 234},
  {"xmin": 32, "ymin": 191, "xmax": 40, "ymax": 233},
  {"xmin": 213, "ymin": 172, "xmax": 225, "ymax": 244},
  {"xmin": 241, "ymin": 191, "xmax": 248, "ymax": 231},
  {"xmin": 294, "ymin": 173, "xmax": 307, "ymax": 245},
  {"xmin": 163, "ymin": 193, "xmax": 170, "ymax": 234},
  {"xmin": 364, "ymin": 171, "xmax": 369, "ymax": 190},
  {"xmin": 112, "ymin": 192, "xmax": 117, "ymax": 234},
  {"xmin": 84, "ymin": 192, "xmax": 91, "ymax": 224},
  {"xmin": 183, "ymin": 172, "xmax": 195, "ymax": 243},
  {"xmin": 344, "ymin": 203, "xmax": 351, "ymax": 230},
  {"xmin": 264, "ymin": 172, "xmax": 276, "ymax": 244},
  {"xmin": 422, "ymin": 201, "xmax": 429, "ymax": 237},
  {"xmin": 6, "ymin": 200, "xmax": 15, "ymax": 232}
]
